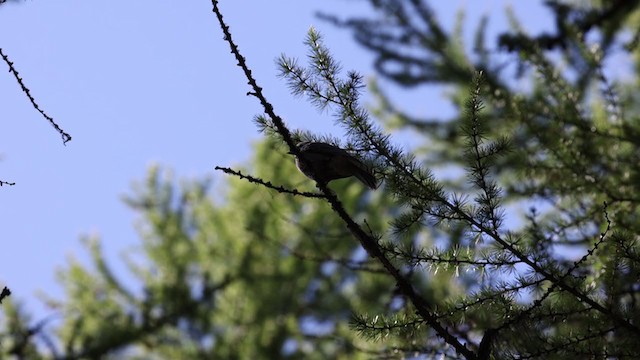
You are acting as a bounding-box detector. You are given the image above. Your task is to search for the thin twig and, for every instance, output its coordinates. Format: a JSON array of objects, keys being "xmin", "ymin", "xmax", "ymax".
[
  {"xmin": 0, "ymin": 48, "xmax": 72, "ymax": 144},
  {"xmin": 214, "ymin": 166, "xmax": 325, "ymax": 198},
  {"xmin": 0, "ymin": 180, "xmax": 16, "ymax": 186}
]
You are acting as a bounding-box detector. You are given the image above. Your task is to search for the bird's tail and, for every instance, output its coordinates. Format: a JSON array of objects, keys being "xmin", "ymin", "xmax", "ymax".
[{"xmin": 349, "ymin": 158, "xmax": 377, "ymax": 189}]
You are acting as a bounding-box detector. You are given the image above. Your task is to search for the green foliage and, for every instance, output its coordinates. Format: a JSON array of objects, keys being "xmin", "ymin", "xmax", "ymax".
[
  {"xmin": 2, "ymin": 144, "xmax": 416, "ymax": 359},
  {"xmin": 317, "ymin": 1, "xmax": 640, "ymax": 358},
  {"xmin": 3, "ymin": 1, "xmax": 640, "ymax": 359}
]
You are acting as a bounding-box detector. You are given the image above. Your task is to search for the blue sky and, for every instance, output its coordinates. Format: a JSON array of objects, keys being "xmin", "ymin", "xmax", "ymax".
[{"xmin": 0, "ymin": 1, "xmax": 551, "ymax": 321}]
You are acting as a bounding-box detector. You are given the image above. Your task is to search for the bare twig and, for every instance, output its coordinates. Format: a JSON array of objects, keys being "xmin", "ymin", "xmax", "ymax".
[
  {"xmin": 0, "ymin": 180, "xmax": 16, "ymax": 186},
  {"xmin": 0, "ymin": 48, "xmax": 72, "ymax": 144},
  {"xmin": 214, "ymin": 166, "xmax": 325, "ymax": 198}
]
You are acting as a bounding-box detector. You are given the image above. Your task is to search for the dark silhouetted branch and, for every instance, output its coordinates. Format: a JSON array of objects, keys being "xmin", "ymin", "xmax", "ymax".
[{"xmin": 0, "ymin": 48, "xmax": 72, "ymax": 144}]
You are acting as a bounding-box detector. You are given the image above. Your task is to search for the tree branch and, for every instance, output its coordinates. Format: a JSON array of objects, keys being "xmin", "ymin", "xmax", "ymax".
[
  {"xmin": 214, "ymin": 166, "xmax": 325, "ymax": 198},
  {"xmin": 210, "ymin": 2, "xmax": 477, "ymax": 358},
  {"xmin": 0, "ymin": 48, "xmax": 72, "ymax": 144}
]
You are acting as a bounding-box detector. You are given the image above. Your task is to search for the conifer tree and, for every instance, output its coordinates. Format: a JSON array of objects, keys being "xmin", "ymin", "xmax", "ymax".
[{"xmin": 2, "ymin": 1, "xmax": 639, "ymax": 359}]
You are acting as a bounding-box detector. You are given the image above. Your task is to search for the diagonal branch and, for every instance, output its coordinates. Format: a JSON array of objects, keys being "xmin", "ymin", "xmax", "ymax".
[
  {"xmin": 210, "ymin": 2, "xmax": 477, "ymax": 359},
  {"xmin": 0, "ymin": 48, "xmax": 72, "ymax": 144}
]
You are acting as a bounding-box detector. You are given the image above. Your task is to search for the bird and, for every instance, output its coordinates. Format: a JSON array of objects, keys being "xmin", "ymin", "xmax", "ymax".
[{"xmin": 289, "ymin": 141, "xmax": 377, "ymax": 189}]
